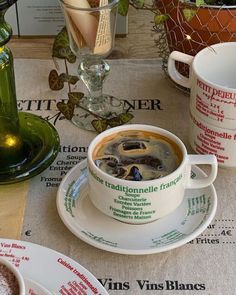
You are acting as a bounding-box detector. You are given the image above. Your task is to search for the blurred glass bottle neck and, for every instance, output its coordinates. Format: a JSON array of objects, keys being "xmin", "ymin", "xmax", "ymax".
[
  {"xmin": 0, "ymin": 9, "xmax": 12, "ymax": 46},
  {"xmin": 0, "ymin": 8, "xmax": 18, "ymax": 130}
]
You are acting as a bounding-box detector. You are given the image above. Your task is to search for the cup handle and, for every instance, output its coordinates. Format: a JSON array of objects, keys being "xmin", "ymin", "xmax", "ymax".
[
  {"xmin": 186, "ymin": 154, "xmax": 218, "ymax": 189},
  {"xmin": 168, "ymin": 51, "xmax": 193, "ymax": 89}
]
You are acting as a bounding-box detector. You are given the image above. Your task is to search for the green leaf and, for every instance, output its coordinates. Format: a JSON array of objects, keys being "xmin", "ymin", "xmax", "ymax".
[
  {"xmin": 182, "ymin": 9, "xmax": 197, "ymax": 22},
  {"xmin": 48, "ymin": 70, "xmax": 64, "ymax": 90},
  {"xmin": 59, "ymin": 73, "xmax": 79, "ymax": 85},
  {"xmin": 52, "ymin": 27, "xmax": 76, "ymax": 63},
  {"xmin": 91, "ymin": 119, "xmax": 109, "ymax": 133},
  {"xmin": 68, "ymin": 92, "xmax": 84, "ymax": 105},
  {"xmin": 118, "ymin": 112, "xmax": 134, "ymax": 124},
  {"xmin": 154, "ymin": 14, "xmax": 169, "ymax": 25},
  {"xmin": 133, "ymin": 0, "xmax": 145, "ymax": 8},
  {"xmin": 108, "ymin": 116, "xmax": 123, "ymax": 127},
  {"xmin": 57, "ymin": 101, "xmax": 75, "ymax": 120},
  {"xmin": 196, "ymin": 0, "xmax": 206, "ymax": 6},
  {"xmin": 108, "ymin": 112, "xmax": 134, "ymax": 128},
  {"xmin": 118, "ymin": 0, "xmax": 129, "ymax": 16}
]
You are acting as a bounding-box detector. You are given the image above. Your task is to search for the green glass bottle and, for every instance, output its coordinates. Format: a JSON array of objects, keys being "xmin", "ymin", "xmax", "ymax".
[
  {"xmin": 0, "ymin": 0, "xmax": 60, "ymax": 184},
  {"xmin": 0, "ymin": 3, "xmax": 24, "ymax": 167}
]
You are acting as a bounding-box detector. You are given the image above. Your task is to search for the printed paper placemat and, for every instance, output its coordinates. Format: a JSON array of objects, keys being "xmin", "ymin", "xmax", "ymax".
[{"xmin": 1, "ymin": 58, "xmax": 235, "ymax": 294}]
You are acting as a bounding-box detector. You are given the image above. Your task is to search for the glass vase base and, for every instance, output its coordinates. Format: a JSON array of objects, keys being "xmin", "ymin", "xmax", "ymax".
[
  {"xmin": 0, "ymin": 112, "xmax": 60, "ymax": 185},
  {"xmin": 71, "ymin": 94, "xmax": 125, "ymax": 132}
]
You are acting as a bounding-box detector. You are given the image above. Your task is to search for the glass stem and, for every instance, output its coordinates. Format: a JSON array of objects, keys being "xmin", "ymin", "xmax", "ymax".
[{"xmin": 78, "ymin": 55, "xmax": 110, "ymax": 113}]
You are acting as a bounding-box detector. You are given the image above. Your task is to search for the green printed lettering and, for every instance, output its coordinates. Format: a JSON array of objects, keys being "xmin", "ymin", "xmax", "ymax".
[
  {"xmin": 89, "ymin": 167, "xmax": 104, "ymax": 184},
  {"xmin": 160, "ymin": 174, "xmax": 182, "ymax": 190},
  {"xmin": 104, "ymin": 181, "xmax": 158, "ymax": 194}
]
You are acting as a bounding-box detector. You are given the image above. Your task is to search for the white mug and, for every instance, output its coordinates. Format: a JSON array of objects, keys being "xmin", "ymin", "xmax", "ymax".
[
  {"xmin": 189, "ymin": 106, "xmax": 236, "ymax": 168},
  {"xmin": 168, "ymin": 42, "xmax": 236, "ymax": 130},
  {"xmin": 87, "ymin": 124, "xmax": 218, "ymax": 224}
]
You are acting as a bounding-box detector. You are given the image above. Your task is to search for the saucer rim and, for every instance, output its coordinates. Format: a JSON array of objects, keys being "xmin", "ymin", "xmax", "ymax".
[
  {"xmin": 57, "ymin": 159, "xmax": 217, "ymax": 255},
  {"xmin": 0, "ymin": 238, "xmax": 109, "ymax": 294},
  {"xmin": 25, "ymin": 278, "xmax": 51, "ymax": 295}
]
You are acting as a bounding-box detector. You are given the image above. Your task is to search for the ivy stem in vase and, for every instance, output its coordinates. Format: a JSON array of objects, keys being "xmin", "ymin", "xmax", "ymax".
[
  {"xmin": 64, "ymin": 59, "xmax": 71, "ymax": 93},
  {"xmin": 76, "ymin": 103, "xmax": 107, "ymax": 120}
]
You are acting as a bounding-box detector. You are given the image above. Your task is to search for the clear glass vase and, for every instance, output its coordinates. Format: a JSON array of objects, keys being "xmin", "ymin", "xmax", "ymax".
[{"xmin": 59, "ymin": 0, "xmax": 125, "ymax": 131}]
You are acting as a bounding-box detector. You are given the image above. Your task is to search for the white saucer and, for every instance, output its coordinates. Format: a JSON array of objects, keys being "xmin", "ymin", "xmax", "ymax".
[
  {"xmin": 0, "ymin": 238, "xmax": 108, "ymax": 294},
  {"xmin": 57, "ymin": 159, "xmax": 217, "ymax": 255},
  {"xmin": 25, "ymin": 278, "xmax": 51, "ymax": 295}
]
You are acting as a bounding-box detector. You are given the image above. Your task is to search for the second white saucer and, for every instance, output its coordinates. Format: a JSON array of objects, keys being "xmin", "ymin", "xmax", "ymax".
[
  {"xmin": 57, "ymin": 159, "xmax": 217, "ymax": 255},
  {"xmin": 25, "ymin": 278, "xmax": 52, "ymax": 295}
]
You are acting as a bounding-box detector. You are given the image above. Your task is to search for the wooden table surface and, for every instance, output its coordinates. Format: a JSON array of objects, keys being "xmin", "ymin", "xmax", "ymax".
[{"xmin": 8, "ymin": 8, "xmax": 158, "ymax": 60}]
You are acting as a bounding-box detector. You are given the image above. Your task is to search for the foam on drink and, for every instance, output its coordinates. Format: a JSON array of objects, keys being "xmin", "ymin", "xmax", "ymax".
[
  {"xmin": 93, "ymin": 130, "xmax": 183, "ymax": 181},
  {"xmin": 0, "ymin": 263, "xmax": 19, "ymax": 295}
]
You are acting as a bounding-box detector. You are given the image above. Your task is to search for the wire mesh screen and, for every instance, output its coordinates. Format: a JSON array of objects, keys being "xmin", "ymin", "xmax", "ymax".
[{"xmin": 154, "ymin": 0, "xmax": 236, "ymax": 76}]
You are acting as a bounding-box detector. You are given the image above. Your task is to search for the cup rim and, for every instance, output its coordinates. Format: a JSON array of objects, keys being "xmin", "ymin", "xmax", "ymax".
[
  {"xmin": 0, "ymin": 257, "xmax": 25, "ymax": 295},
  {"xmin": 87, "ymin": 124, "xmax": 187, "ymax": 184},
  {"xmin": 192, "ymin": 42, "xmax": 236, "ymax": 92},
  {"xmin": 59, "ymin": 0, "xmax": 119, "ymax": 11}
]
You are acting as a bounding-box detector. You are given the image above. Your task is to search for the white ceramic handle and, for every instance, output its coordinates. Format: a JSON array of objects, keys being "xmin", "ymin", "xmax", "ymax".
[
  {"xmin": 168, "ymin": 51, "xmax": 194, "ymax": 88},
  {"xmin": 186, "ymin": 154, "xmax": 218, "ymax": 189}
]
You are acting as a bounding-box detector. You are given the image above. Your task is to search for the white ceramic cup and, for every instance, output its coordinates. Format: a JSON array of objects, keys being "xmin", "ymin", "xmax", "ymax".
[
  {"xmin": 0, "ymin": 257, "xmax": 25, "ymax": 295},
  {"xmin": 189, "ymin": 106, "xmax": 236, "ymax": 168},
  {"xmin": 168, "ymin": 42, "xmax": 236, "ymax": 130},
  {"xmin": 87, "ymin": 124, "xmax": 218, "ymax": 224}
]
